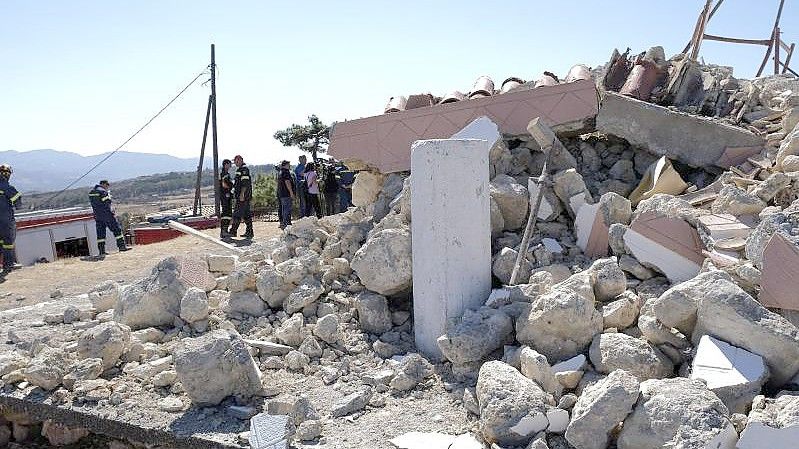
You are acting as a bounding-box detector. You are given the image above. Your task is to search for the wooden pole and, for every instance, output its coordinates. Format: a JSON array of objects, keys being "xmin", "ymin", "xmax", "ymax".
[
  {"xmin": 757, "ymin": 0, "xmax": 786, "ymax": 76},
  {"xmin": 193, "ymin": 95, "xmax": 213, "ymax": 216},
  {"xmin": 689, "ymin": 0, "xmax": 713, "ymax": 61},
  {"xmin": 783, "ymin": 43, "xmax": 796, "ymax": 74},
  {"xmin": 167, "ymin": 220, "xmax": 244, "ymax": 253},
  {"xmin": 682, "ymin": 0, "xmax": 725, "ymax": 54},
  {"xmin": 210, "ymin": 44, "xmax": 221, "ymax": 218},
  {"xmin": 775, "ymin": 27, "xmax": 781, "ymax": 75}
]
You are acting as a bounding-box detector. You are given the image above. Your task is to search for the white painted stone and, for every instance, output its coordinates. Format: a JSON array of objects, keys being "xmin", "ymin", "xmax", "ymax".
[
  {"xmin": 527, "ymin": 177, "xmax": 559, "ymax": 221},
  {"xmin": 575, "ymin": 203, "xmax": 600, "ymax": 253},
  {"xmin": 509, "ymin": 412, "xmax": 549, "ymax": 437},
  {"xmin": 690, "ymin": 335, "xmax": 768, "ymax": 414},
  {"xmin": 738, "ymin": 423, "xmax": 799, "ymax": 449},
  {"xmin": 623, "ymin": 228, "xmax": 701, "ymax": 282},
  {"xmin": 541, "ymin": 238, "xmax": 563, "ymax": 254},
  {"xmin": 552, "ymin": 354, "xmax": 587, "ymax": 373},
  {"xmin": 546, "ymin": 408, "xmax": 569, "ymax": 433},
  {"xmin": 485, "ymin": 288, "xmax": 511, "ymax": 308},
  {"xmin": 411, "ymin": 132, "xmax": 492, "ymax": 359},
  {"xmin": 389, "ymin": 431, "xmax": 456, "ymax": 449},
  {"xmin": 569, "ymin": 192, "xmax": 589, "ymax": 215},
  {"xmin": 450, "ymin": 433, "xmax": 487, "ymax": 449}
]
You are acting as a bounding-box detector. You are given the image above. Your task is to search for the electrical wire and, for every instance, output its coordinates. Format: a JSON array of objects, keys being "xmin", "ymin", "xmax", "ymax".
[{"xmin": 38, "ymin": 69, "xmax": 208, "ymax": 208}]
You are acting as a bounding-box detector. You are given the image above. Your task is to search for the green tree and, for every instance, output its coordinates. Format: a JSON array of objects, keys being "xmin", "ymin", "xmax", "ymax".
[
  {"xmin": 273, "ymin": 114, "xmax": 330, "ymax": 162},
  {"xmin": 252, "ymin": 173, "xmax": 277, "ymax": 212}
]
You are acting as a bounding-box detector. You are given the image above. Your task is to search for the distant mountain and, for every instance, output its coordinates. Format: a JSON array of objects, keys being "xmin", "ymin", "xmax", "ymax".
[{"xmin": 0, "ymin": 149, "xmax": 212, "ymax": 193}]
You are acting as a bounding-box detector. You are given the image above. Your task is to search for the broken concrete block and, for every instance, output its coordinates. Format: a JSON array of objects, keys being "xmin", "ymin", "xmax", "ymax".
[
  {"xmin": 411, "ymin": 135, "xmax": 492, "ymax": 359},
  {"xmin": 527, "ymin": 177, "xmax": 562, "ymax": 221},
  {"xmin": 589, "ymin": 332, "xmax": 673, "ymax": 381},
  {"xmin": 352, "ymin": 170, "xmax": 385, "ymax": 209},
  {"xmin": 759, "ymin": 233, "xmax": 799, "ymax": 311},
  {"xmin": 697, "ymin": 213, "xmax": 752, "ymax": 242},
  {"xmin": 174, "ymin": 329, "xmax": 263, "ymax": 406},
  {"xmin": 249, "ymin": 413, "xmax": 292, "ymax": 449},
  {"xmin": 617, "ymin": 377, "xmax": 738, "ymax": 449},
  {"xmin": 438, "ymin": 308, "xmax": 513, "ymax": 365},
  {"xmin": 553, "ymin": 169, "xmax": 592, "ymax": 217},
  {"xmin": 351, "ymin": 227, "xmax": 412, "ymax": 295},
  {"xmin": 476, "ymin": 361, "xmax": 552, "ymax": 446},
  {"xmin": 516, "ymin": 287, "xmax": 603, "ymax": 362},
  {"xmin": 694, "ymin": 273, "xmax": 799, "ymax": 386},
  {"xmin": 737, "ymin": 393, "xmax": 799, "ymax": 449},
  {"xmin": 491, "ymin": 174, "xmax": 529, "ymax": 230},
  {"xmin": 519, "ymin": 346, "xmax": 562, "ymax": 398},
  {"xmin": 565, "ymin": 369, "xmax": 640, "ymax": 449},
  {"xmin": 623, "ymin": 212, "xmax": 704, "ymax": 282},
  {"xmin": 690, "ymin": 335, "xmax": 768, "ymax": 414},
  {"xmin": 331, "ymin": 389, "xmax": 371, "ymax": 417},
  {"xmin": 603, "ymin": 291, "xmax": 640, "ymax": 329},
  {"xmin": 76, "ymin": 321, "xmax": 131, "ymax": 371},
  {"xmin": 711, "ymin": 185, "xmax": 767, "ymax": 217},
  {"xmin": 207, "ymin": 254, "xmax": 237, "ymax": 274},
  {"xmin": 576, "ymin": 193, "xmax": 632, "ymax": 259},
  {"xmin": 776, "ymin": 122, "xmax": 799, "ymax": 169},
  {"xmin": 114, "ymin": 257, "xmax": 187, "ymax": 330},
  {"xmin": 629, "ymin": 156, "xmax": 688, "ymax": 206},
  {"xmin": 597, "ymin": 92, "xmax": 764, "ymax": 168}
]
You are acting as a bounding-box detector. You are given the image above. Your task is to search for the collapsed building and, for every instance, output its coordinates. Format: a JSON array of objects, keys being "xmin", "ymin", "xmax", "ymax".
[{"xmin": 1, "ymin": 45, "xmax": 799, "ymax": 449}]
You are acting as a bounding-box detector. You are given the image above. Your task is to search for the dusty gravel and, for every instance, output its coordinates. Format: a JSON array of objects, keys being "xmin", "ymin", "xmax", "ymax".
[{"xmin": 0, "ymin": 221, "xmax": 282, "ymax": 311}]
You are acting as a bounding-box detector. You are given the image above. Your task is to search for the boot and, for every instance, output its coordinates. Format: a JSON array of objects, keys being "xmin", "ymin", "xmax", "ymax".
[
  {"xmin": 229, "ymin": 219, "xmax": 241, "ymax": 237},
  {"xmin": 243, "ymin": 219, "xmax": 254, "ymax": 239},
  {"xmin": 98, "ymin": 242, "xmax": 107, "ymax": 256}
]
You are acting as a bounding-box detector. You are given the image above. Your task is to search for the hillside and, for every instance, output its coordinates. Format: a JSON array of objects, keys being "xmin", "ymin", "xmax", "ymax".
[
  {"xmin": 0, "ymin": 149, "xmax": 213, "ymax": 193},
  {"xmin": 24, "ymin": 164, "xmax": 276, "ymax": 210}
]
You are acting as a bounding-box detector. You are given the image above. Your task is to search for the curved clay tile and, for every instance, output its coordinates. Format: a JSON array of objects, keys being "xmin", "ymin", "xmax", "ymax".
[
  {"xmin": 565, "ymin": 64, "xmax": 591, "ymax": 83},
  {"xmin": 384, "ymin": 95, "xmax": 408, "ymax": 113},
  {"xmin": 439, "ymin": 91, "xmax": 467, "ymax": 104},
  {"xmin": 469, "ymin": 75, "xmax": 495, "ymax": 98},
  {"xmin": 500, "ymin": 77, "xmax": 525, "ymax": 94}
]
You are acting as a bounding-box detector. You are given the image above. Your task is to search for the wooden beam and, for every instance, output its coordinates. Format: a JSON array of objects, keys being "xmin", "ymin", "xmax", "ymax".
[
  {"xmin": 775, "ymin": 27, "xmax": 781, "ymax": 74},
  {"xmin": 690, "ymin": 0, "xmax": 713, "ymax": 61},
  {"xmin": 167, "ymin": 220, "xmax": 245, "ymax": 254},
  {"xmin": 756, "ymin": 28, "xmax": 776, "ymax": 77},
  {"xmin": 683, "ymin": 0, "xmax": 725, "ymax": 53},
  {"xmin": 702, "ymin": 34, "xmax": 772, "ymax": 46},
  {"xmin": 783, "ymin": 43, "xmax": 795, "ymax": 75}
]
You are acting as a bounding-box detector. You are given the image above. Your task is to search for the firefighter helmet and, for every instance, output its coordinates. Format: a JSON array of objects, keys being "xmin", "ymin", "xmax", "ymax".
[{"xmin": 0, "ymin": 164, "xmax": 11, "ymax": 178}]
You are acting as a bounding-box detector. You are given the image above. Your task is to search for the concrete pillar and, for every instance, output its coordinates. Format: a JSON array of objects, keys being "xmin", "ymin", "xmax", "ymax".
[{"xmin": 411, "ymin": 136, "xmax": 492, "ymax": 359}]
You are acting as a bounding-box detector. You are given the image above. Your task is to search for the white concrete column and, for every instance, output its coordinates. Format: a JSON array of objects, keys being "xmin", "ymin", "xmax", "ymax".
[{"xmin": 411, "ymin": 135, "xmax": 492, "ymax": 359}]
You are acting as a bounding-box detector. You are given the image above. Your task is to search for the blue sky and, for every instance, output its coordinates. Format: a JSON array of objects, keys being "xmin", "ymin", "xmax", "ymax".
[{"xmin": 2, "ymin": 1, "xmax": 797, "ymax": 165}]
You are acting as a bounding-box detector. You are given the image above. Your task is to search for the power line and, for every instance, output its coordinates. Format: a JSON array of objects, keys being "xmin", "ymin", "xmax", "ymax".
[{"xmin": 39, "ymin": 69, "xmax": 209, "ymax": 208}]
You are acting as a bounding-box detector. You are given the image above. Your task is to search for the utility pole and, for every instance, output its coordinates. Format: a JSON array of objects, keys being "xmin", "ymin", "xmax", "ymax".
[
  {"xmin": 210, "ymin": 44, "xmax": 221, "ymax": 218},
  {"xmin": 192, "ymin": 95, "xmax": 212, "ymax": 216}
]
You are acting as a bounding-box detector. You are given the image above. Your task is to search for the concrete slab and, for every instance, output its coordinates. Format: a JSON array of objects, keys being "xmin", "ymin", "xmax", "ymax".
[
  {"xmin": 527, "ymin": 177, "xmax": 561, "ymax": 221},
  {"xmin": 575, "ymin": 203, "xmax": 610, "ymax": 258},
  {"xmin": 411, "ymin": 133, "xmax": 492, "ymax": 359},
  {"xmin": 596, "ymin": 92, "xmax": 764, "ymax": 169},
  {"xmin": 329, "ymin": 80, "xmax": 598, "ymax": 173},
  {"xmin": 249, "ymin": 413, "xmax": 290, "ymax": 449},
  {"xmin": 624, "ymin": 212, "xmax": 704, "ymax": 282},
  {"xmin": 690, "ymin": 335, "xmax": 768, "ymax": 414},
  {"xmin": 759, "ymin": 233, "xmax": 799, "ymax": 311},
  {"xmin": 738, "ymin": 394, "xmax": 799, "ymax": 449},
  {"xmin": 697, "ymin": 214, "xmax": 752, "ymax": 241}
]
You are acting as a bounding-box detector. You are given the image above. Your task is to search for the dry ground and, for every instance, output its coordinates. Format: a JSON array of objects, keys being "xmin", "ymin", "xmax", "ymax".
[{"xmin": 0, "ymin": 220, "xmax": 282, "ymax": 311}]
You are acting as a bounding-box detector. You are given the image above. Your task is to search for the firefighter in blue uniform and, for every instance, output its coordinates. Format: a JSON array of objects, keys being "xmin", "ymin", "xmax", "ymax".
[
  {"xmin": 0, "ymin": 164, "xmax": 22, "ymax": 275},
  {"xmin": 89, "ymin": 180, "xmax": 130, "ymax": 256},
  {"xmin": 219, "ymin": 159, "xmax": 233, "ymax": 238},
  {"xmin": 229, "ymin": 155, "xmax": 254, "ymax": 239}
]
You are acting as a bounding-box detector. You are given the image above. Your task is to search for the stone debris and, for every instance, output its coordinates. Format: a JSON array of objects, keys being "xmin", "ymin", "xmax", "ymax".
[
  {"xmin": 3, "ymin": 45, "xmax": 799, "ymax": 449},
  {"xmin": 690, "ymin": 335, "xmax": 769, "ymax": 414}
]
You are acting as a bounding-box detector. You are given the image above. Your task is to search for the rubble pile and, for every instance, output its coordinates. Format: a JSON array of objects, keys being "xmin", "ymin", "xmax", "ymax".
[{"xmin": 0, "ymin": 45, "xmax": 799, "ymax": 449}]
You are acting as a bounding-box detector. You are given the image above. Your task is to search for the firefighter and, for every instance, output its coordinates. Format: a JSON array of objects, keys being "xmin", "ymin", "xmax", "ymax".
[
  {"xmin": 229, "ymin": 155, "xmax": 254, "ymax": 239},
  {"xmin": 219, "ymin": 159, "xmax": 233, "ymax": 238},
  {"xmin": 0, "ymin": 164, "xmax": 22, "ymax": 274},
  {"xmin": 89, "ymin": 180, "xmax": 130, "ymax": 256}
]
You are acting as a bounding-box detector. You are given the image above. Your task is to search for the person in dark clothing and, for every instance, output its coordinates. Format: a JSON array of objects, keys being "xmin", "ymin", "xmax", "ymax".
[
  {"xmin": 0, "ymin": 164, "xmax": 22, "ymax": 274},
  {"xmin": 229, "ymin": 155, "xmax": 254, "ymax": 238},
  {"xmin": 303, "ymin": 162, "xmax": 322, "ymax": 218},
  {"xmin": 295, "ymin": 155, "xmax": 307, "ymax": 217},
  {"xmin": 219, "ymin": 159, "xmax": 233, "ymax": 238},
  {"xmin": 322, "ymin": 158, "xmax": 339, "ymax": 216},
  {"xmin": 89, "ymin": 180, "xmax": 129, "ymax": 256},
  {"xmin": 274, "ymin": 163, "xmax": 283, "ymax": 222},
  {"xmin": 277, "ymin": 160, "xmax": 295, "ymax": 229},
  {"xmin": 338, "ymin": 167, "xmax": 355, "ymax": 212}
]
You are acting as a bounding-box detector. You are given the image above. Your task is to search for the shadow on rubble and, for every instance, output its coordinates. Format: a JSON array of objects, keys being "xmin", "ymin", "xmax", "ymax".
[{"xmin": 168, "ymin": 400, "xmax": 252, "ymax": 443}]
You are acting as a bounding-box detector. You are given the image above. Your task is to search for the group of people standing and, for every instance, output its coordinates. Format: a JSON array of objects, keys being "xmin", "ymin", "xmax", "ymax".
[{"xmin": 276, "ymin": 154, "xmax": 354, "ymax": 229}]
